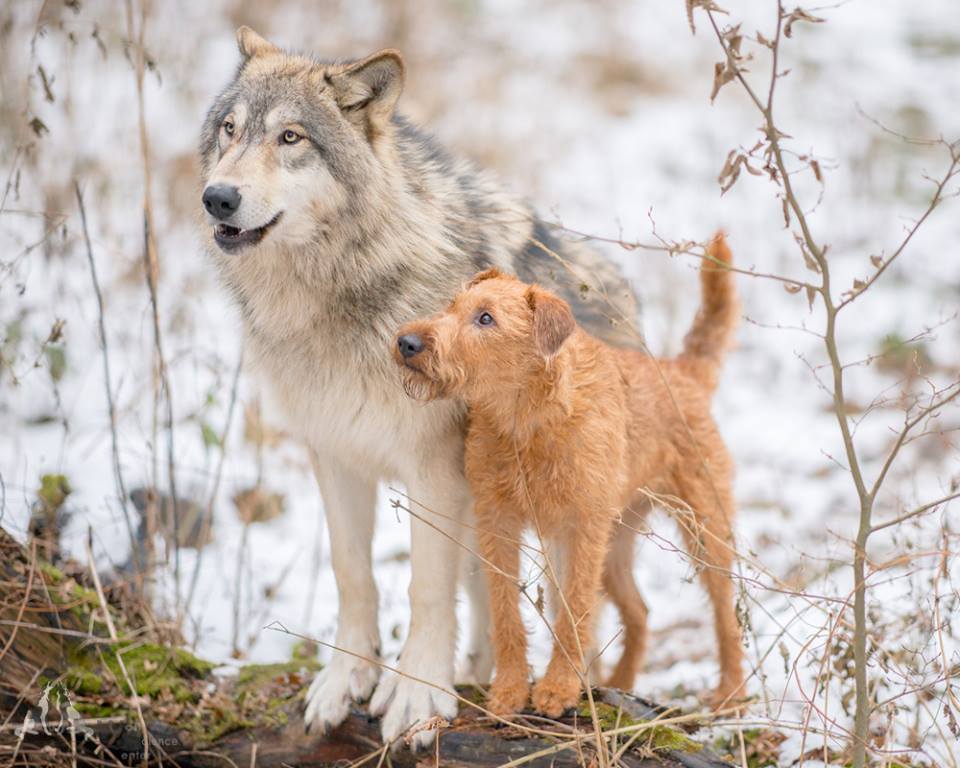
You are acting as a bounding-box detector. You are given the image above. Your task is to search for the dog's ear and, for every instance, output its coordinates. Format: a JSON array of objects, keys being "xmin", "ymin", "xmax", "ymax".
[
  {"xmin": 236, "ymin": 27, "xmax": 280, "ymax": 60},
  {"xmin": 466, "ymin": 268, "xmax": 504, "ymax": 288},
  {"xmin": 527, "ymin": 286, "xmax": 575, "ymax": 358},
  {"xmin": 330, "ymin": 50, "xmax": 405, "ymax": 137}
]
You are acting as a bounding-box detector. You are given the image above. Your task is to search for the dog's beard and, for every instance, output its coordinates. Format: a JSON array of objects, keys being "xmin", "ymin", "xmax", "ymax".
[
  {"xmin": 399, "ymin": 367, "xmax": 447, "ymax": 402},
  {"xmin": 398, "ymin": 362, "xmax": 467, "ymax": 403}
]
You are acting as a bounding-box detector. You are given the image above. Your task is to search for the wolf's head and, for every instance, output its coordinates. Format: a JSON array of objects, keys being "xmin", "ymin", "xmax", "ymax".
[{"xmin": 200, "ymin": 27, "xmax": 404, "ymax": 255}]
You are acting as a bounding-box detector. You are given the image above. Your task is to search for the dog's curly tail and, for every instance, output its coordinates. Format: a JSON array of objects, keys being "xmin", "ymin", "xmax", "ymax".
[{"xmin": 678, "ymin": 232, "xmax": 738, "ymax": 390}]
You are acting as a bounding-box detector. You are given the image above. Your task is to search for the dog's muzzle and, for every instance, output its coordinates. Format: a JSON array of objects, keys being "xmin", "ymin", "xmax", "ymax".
[{"xmin": 397, "ymin": 334, "xmax": 424, "ymax": 360}]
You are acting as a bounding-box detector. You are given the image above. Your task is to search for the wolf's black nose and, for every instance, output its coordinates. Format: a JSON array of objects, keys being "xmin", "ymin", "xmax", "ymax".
[
  {"xmin": 202, "ymin": 184, "xmax": 242, "ymax": 220},
  {"xmin": 397, "ymin": 334, "xmax": 424, "ymax": 359}
]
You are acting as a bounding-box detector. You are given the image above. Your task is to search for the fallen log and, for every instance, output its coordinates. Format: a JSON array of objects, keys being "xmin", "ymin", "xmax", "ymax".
[{"xmin": 0, "ymin": 526, "xmax": 732, "ymax": 768}]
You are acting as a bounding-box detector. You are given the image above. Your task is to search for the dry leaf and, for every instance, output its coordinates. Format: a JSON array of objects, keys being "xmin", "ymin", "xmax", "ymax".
[
  {"xmin": 711, "ymin": 60, "xmax": 736, "ymax": 102},
  {"xmin": 243, "ymin": 401, "xmax": 286, "ymax": 449},
  {"xmin": 805, "ymin": 285, "xmax": 817, "ymax": 311},
  {"xmin": 784, "ymin": 6, "xmax": 826, "ymax": 38},
  {"xmin": 810, "ymin": 158, "xmax": 822, "ymax": 183},
  {"xmin": 686, "ymin": 0, "xmax": 728, "ymax": 34},
  {"xmin": 783, "ymin": 283, "xmax": 802, "ymax": 294},
  {"xmin": 233, "ymin": 486, "xmax": 285, "ymax": 525},
  {"xmin": 870, "ymin": 254, "xmax": 883, "ymax": 268}
]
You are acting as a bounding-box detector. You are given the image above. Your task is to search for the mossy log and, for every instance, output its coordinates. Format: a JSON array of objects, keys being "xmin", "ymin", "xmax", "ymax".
[{"xmin": 0, "ymin": 527, "xmax": 731, "ymax": 768}]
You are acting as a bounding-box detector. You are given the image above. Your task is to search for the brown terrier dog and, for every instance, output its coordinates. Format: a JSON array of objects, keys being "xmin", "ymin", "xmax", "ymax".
[{"xmin": 393, "ymin": 235, "xmax": 743, "ymax": 716}]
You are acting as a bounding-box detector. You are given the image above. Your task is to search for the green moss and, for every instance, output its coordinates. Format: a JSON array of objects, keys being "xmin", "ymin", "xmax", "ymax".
[
  {"xmin": 105, "ymin": 644, "xmax": 214, "ymax": 702},
  {"xmin": 64, "ymin": 665, "xmax": 104, "ymax": 695},
  {"xmin": 73, "ymin": 702, "xmax": 126, "ymax": 719},
  {"xmin": 37, "ymin": 474, "xmax": 71, "ymax": 511},
  {"xmin": 576, "ymin": 701, "xmax": 702, "ymax": 754},
  {"xmin": 39, "ymin": 561, "xmax": 65, "ymax": 584},
  {"xmin": 182, "ymin": 659, "xmax": 320, "ymax": 745},
  {"xmin": 235, "ymin": 659, "xmax": 320, "ymax": 688},
  {"xmin": 713, "ymin": 728, "xmax": 785, "ymax": 768}
]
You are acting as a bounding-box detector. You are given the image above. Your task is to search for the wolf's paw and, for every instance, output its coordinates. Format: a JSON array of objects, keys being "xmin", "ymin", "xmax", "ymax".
[
  {"xmin": 455, "ymin": 645, "xmax": 494, "ymax": 686},
  {"xmin": 531, "ymin": 672, "xmax": 581, "ymax": 718},
  {"xmin": 369, "ymin": 674, "xmax": 457, "ymax": 750},
  {"xmin": 304, "ymin": 655, "xmax": 380, "ymax": 734}
]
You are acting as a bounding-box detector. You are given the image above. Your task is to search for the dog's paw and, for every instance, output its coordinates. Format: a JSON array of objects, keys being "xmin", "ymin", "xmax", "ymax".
[
  {"xmin": 370, "ymin": 674, "xmax": 457, "ymax": 750},
  {"xmin": 304, "ymin": 655, "xmax": 380, "ymax": 734},
  {"xmin": 704, "ymin": 678, "xmax": 747, "ymax": 713},
  {"xmin": 531, "ymin": 672, "xmax": 582, "ymax": 718},
  {"xmin": 487, "ymin": 675, "xmax": 529, "ymax": 716}
]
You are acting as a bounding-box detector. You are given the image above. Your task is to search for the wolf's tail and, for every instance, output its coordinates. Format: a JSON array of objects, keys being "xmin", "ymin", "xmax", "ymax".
[{"xmin": 678, "ymin": 232, "xmax": 738, "ymax": 391}]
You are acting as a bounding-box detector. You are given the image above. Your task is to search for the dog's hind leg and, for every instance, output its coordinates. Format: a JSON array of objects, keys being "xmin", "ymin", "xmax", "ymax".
[
  {"xmin": 672, "ymin": 456, "xmax": 745, "ymax": 709},
  {"xmin": 304, "ymin": 451, "xmax": 382, "ymax": 734},
  {"xmin": 602, "ymin": 513, "xmax": 648, "ymax": 691},
  {"xmin": 370, "ymin": 456, "xmax": 468, "ymax": 748}
]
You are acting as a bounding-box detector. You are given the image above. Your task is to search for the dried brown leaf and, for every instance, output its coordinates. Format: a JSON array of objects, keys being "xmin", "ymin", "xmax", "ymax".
[
  {"xmin": 783, "ymin": 282, "xmax": 802, "ymax": 294},
  {"xmin": 710, "ymin": 60, "xmax": 736, "ymax": 102},
  {"xmin": 810, "ymin": 158, "xmax": 823, "ymax": 183},
  {"xmin": 784, "ymin": 6, "xmax": 826, "ymax": 38},
  {"xmin": 233, "ymin": 486, "xmax": 286, "ymax": 525},
  {"xmin": 686, "ymin": 0, "xmax": 728, "ymax": 34}
]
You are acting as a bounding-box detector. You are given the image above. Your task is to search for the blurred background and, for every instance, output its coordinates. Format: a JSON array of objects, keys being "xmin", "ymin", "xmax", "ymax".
[{"xmin": 1, "ymin": 1, "xmax": 958, "ymax": 764}]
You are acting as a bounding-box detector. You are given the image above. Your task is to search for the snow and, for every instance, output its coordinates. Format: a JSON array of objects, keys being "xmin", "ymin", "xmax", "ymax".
[{"xmin": 1, "ymin": 0, "xmax": 958, "ymax": 764}]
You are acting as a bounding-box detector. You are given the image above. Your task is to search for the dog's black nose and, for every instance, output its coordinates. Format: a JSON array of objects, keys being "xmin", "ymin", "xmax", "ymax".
[
  {"xmin": 397, "ymin": 334, "xmax": 424, "ymax": 359},
  {"xmin": 202, "ymin": 184, "xmax": 242, "ymax": 220}
]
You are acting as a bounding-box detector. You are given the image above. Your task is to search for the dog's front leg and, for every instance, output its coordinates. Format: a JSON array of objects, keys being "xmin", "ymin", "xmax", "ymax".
[
  {"xmin": 370, "ymin": 460, "xmax": 467, "ymax": 749},
  {"xmin": 304, "ymin": 450, "xmax": 382, "ymax": 733},
  {"xmin": 532, "ymin": 512, "xmax": 614, "ymax": 717}
]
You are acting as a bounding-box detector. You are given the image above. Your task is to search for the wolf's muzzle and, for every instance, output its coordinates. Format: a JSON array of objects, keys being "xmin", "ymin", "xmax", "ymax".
[{"xmin": 203, "ymin": 184, "xmax": 242, "ymax": 221}]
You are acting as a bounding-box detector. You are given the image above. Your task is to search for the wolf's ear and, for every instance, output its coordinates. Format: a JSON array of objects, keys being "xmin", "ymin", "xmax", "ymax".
[
  {"xmin": 330, "ymin": 50, "xmax": 405, "ymax": 136},
  {"xmin": 527, "ymin": 286, "xmax": 575, "ymax": 358},
  {"xmin": 237, "ymin": 27, "xmax": 280, "ymax": 59}
]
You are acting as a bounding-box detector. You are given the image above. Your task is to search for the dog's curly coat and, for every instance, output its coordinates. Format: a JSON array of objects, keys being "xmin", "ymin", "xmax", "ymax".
[{"xmin": 395, "ymin": 235, "xmax": 744, "ymax": 715}]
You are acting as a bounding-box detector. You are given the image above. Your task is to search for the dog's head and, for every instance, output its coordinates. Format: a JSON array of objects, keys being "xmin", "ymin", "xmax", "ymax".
[
  {"xmin": 393, "ymin": 269, "xmax": 576, "ymax": 403},
  {"xmin": 200, "ymin": 27, "xmax": 404, "ymax": 255}
]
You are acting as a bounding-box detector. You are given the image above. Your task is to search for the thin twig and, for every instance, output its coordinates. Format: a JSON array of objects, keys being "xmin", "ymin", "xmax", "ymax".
[{"xmin": 74, "ymin": 181, "xmax": 140, "ymax": 576}]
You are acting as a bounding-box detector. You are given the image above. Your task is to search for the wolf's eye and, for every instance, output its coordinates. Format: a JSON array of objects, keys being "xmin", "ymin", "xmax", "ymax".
[
  {"xmin": 281, "ymin": 130, "xmax": 302, "ymax": 145},
  {"xmin": 476, "ymin": 311, "xmax": 495, "ymax": 327},
  {"xmin": 222, "ymin": 119, "xmax": 235, "ymax": 137}
]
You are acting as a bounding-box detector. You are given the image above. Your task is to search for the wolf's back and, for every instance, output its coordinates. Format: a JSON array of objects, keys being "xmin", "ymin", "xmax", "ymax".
[
  {"xmin": 514, "ymin": 219, "xmax": 642, "ymax": 350},
  {"xmin": 393, "ymin": 118, "xmax": 642, "ymax": 347}
]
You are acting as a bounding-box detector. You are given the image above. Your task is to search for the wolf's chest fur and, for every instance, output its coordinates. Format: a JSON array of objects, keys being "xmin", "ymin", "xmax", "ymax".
[{"xmin": 230, "ymin": 247, "xmax": 465, "ymax": 476}]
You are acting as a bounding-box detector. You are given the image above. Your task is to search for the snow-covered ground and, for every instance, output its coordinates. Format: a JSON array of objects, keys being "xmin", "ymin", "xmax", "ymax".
[{"xmin": 1, "ymin": 1, "xmax": 958, "ymax": 764}]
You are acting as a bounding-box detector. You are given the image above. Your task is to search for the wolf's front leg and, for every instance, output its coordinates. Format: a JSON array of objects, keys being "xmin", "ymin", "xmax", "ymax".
[
  {"xmin": 456, "ymin": 518, "xmax": 494, "ymax": 686},
  {"xmin": 370, "ymin": 460, "xmax": 467, "ymax": 749},
  {"xmin": 304, "ymin": 451, "xmax": 382, "ymax": 733}
]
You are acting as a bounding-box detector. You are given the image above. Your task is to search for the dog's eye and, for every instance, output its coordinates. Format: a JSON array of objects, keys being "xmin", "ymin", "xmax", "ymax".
[
  {"xmin": 476, "ymin": 311, "xmax": 495, "ymax": 327},
  {"xmin": 222, "ymin": 119, "xmax": 235, "ymax": 137},
  {"xmin": 281, "ymin": 129, "xmax": 302, "ymax": 145}
]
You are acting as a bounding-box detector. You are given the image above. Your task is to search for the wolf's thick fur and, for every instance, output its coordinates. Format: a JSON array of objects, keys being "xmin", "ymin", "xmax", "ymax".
[
  {"xmin": 393, "ymin": 235, "xmax": 743, "ymax": 716},
  {"xmin": 200, "ymin": 27, "xmax": 640, "ymax": 747}
]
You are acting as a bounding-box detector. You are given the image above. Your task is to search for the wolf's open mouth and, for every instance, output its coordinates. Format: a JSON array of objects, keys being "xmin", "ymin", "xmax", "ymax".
[{"xmin": 213, "ymin": 212, "xmax": 282, "ymax": 251}]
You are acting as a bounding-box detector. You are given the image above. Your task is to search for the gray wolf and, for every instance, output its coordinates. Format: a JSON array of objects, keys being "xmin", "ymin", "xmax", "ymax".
[
  {"xmin": 199, "ymin": 26, "xmax": 642, "ymax": 746},
  {"xmin": 393, "ymin": 234, "xmax": 744, "ymax": 715}
]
